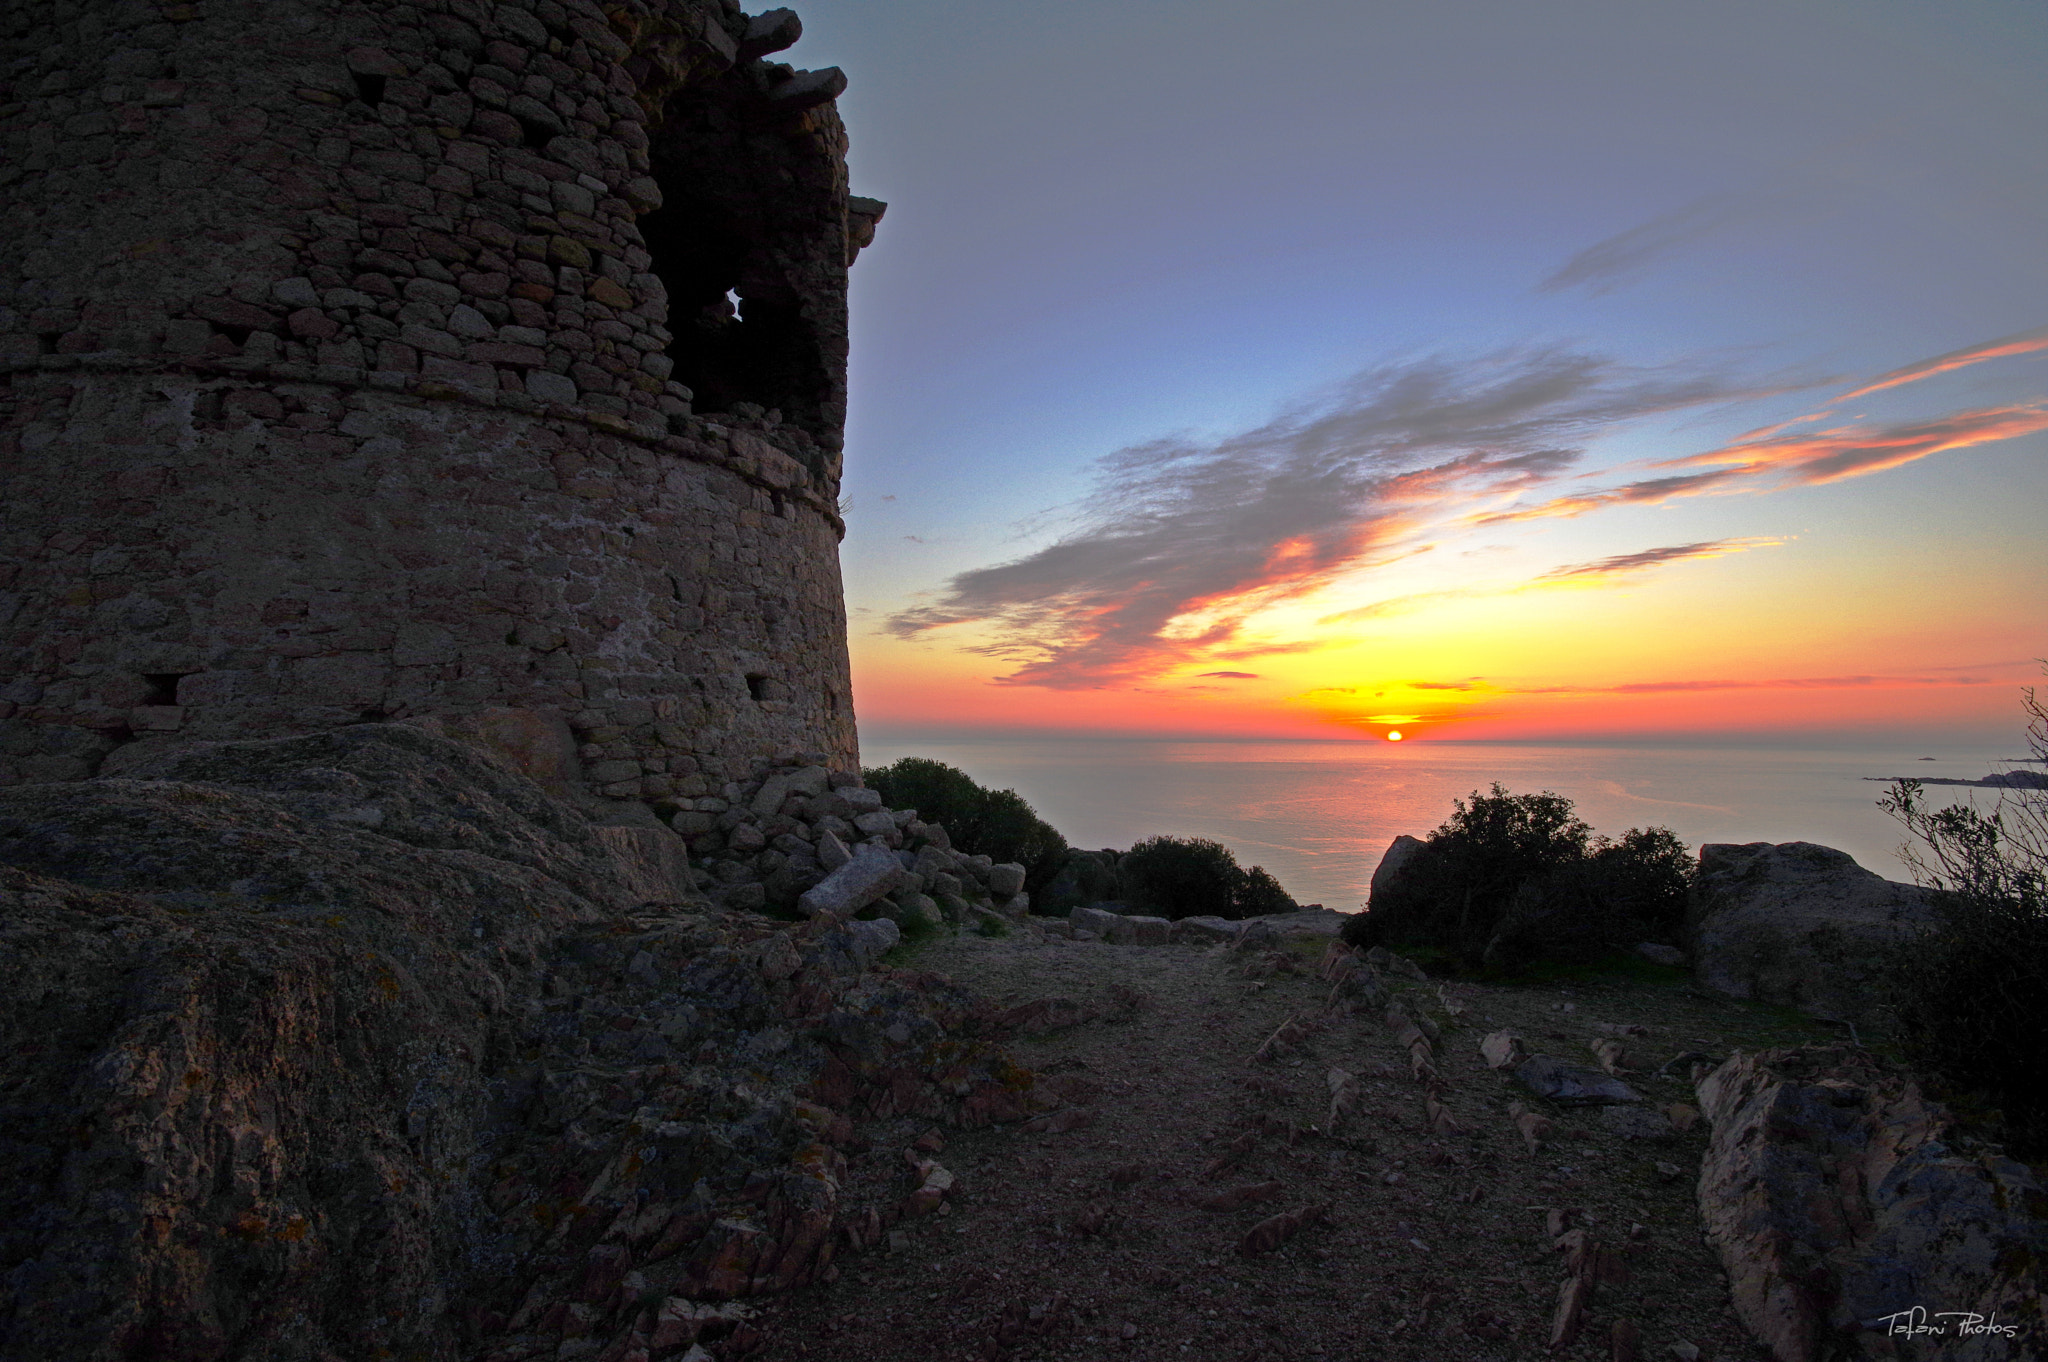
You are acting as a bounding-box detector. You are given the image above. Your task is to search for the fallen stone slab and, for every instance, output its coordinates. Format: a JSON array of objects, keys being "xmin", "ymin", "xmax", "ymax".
[
  {"xmin": 797, "ymin": 844, "xmax": 903, "ymax": 919},
  {"xmin": 1697, "ymin": 1047, "xmax": 2047, "ymax": 1362},
  {"xmin": 1512, "ymin": 1054, "xmax": 1642, "ymax": 1105}
]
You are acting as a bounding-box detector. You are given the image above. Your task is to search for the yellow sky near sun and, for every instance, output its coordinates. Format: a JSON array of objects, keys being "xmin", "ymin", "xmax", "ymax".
[{"xmin": 852, "ymin": 506, "xmax": 2039, "ymax": 741}]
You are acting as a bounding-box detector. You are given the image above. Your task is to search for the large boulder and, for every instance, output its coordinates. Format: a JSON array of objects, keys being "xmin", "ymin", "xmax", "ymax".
[
  {"xmin": 1688, "ymin": 842, "xmax": 1936, "ymax": 1027},
  {"xmin": 1370, "ymin": 834, "xmax": 1430, "ymax": 902},
  {"xmin": 1342, "ymin": 834, "xmax": 1435, "ymax": 949},
  {"xmin": 1697, "ymin": 1047, "xmax": 2047, "ymax": 1361}
]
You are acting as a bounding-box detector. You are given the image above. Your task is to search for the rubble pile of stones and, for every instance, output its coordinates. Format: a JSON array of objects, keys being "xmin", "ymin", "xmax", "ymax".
[{"xmin": 666, "ymin": 754, "xmax": 1031, "ymax": 932}]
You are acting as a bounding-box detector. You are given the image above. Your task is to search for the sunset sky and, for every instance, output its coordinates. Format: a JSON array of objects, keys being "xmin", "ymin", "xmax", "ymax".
[{"xmin": 790, "ymin": 0, "xmax": 2048, "ymax": 746}]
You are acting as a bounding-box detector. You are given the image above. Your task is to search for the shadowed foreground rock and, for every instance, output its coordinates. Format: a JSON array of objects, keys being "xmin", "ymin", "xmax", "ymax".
[
  {"xmin": 0, "ymin": 726, "xmax": 1040, "ymax": 1361},
  {"xmin": 1696, "ymin": 1047, "xmax": 2048, "ymax": 1362}
]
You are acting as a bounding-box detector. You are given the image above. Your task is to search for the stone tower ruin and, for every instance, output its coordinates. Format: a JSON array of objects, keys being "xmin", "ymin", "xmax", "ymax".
[{"xmin": 0, "ymin": 0, "xmax": 884, "ymax": 804}]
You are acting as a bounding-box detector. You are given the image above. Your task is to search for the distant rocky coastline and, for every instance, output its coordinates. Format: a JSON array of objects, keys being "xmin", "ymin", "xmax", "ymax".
[{"xmin": 1861, "ymin": 770, "xmax": 2048, "ymax": 788}]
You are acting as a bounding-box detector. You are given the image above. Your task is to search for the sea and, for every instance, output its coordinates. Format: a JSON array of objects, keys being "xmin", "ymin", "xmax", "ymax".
[{"xmin": 853, "ymin": 736, "xmax": 2030, "ymax": 911}]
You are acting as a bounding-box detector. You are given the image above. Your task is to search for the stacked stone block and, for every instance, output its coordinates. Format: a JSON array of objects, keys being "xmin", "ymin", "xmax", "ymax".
[{"xmin": 0, "ymin": 0, "xmax": 883, "ymax": 798}]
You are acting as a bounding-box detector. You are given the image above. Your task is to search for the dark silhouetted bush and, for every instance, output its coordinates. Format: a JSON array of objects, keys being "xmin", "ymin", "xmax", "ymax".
[
  {"xmin": 861, "ymin": 757, "xmax": 1068, "ymax": 891},
  {"xmin": 1119, "ymin": 835, "xmax": 1298, "ymax": 920},
  {"xmin": 1878, "ymin": 683, "xmax": 2048, "ymax": 1157},
  {"xmin": 1341, "ymin": 783, "xmax": 1691, "ymax": 973},
  {"xmin": 1037, "ymin": 848, "xmax": 1121, "ymax": 915},
  {"xmin": 1237, "ymin": 864, "xmax": 1297, "ymax": 918}
]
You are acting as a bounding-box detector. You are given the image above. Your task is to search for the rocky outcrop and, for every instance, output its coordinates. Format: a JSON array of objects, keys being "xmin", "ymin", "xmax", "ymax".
[
  {"xmin": 0, "ymin": 725, "xmax": 1041, "ymax": 1361},
  {"xmin": 1696, "ymin": 1047, "xmax": 2047, "ymax": 1362},
  {"xmin": 1687, "ymin": 842, "xmax": 1936, "ymax": 1027},
  {"xmin": 1370, "ymin": 834, "xmax": 1430, "ymax": 903}
]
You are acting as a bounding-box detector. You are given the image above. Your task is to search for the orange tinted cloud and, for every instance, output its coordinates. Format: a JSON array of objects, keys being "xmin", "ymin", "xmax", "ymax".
[
  {"xmin": 1836, "ymin": 323, "xmax": 2048, "ymax": 402},
  {"xmin": 1654, "ymin": 405, "xmax": 2048, "ymax": 484},
  {"xmin": 1482, "ymin": 405, "xmax": 2048, "ymax": 524}
]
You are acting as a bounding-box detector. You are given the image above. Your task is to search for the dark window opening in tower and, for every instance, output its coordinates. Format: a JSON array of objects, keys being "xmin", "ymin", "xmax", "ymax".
[{"xmin": 638, "ymin": 70, "xmax": 835, "ymax": 439}]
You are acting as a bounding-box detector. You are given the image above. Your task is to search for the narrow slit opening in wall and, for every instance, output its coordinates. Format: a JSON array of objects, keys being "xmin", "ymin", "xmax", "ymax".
[
  {"xmin": 352, "ymin": 72, "xmax": 386, "ymax": 106},
  {"xmin": 516, "ymin": 116, "xmax": 555, "ymax": 150},
  {"xmin": 746, "ymin": 673, "xmax": 771, "ymax": 703},
  {"xmin": 639, "ymin": 75, "xmax": 834, "ymax": 438},
  {"xmin": 140, "ymin": 673, "xmax": 187, "ymax": 706}
]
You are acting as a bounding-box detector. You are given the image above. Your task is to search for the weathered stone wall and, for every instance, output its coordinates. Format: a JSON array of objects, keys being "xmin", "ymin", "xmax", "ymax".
[{"xmin": 0, "ymin": 0, "xmax": 882, "ymax": 798}]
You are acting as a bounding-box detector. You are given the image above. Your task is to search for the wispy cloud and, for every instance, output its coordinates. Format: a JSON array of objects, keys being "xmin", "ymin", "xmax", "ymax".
[
  {"xmin": 1536, "ymin": 196, "xmax": 1755, "ymax": 296},
  {"xmin": 1836, "ymin": 324, "xmax": 2048, "ymax": 402},
  {"xmin": 1653, "ymin": 407, "xmax": 2048, "ymax": 484},
  {"xmin": 1536, "ymin": 536, "xmax": 1787, "ymax": 580},
  {"xmin": 1196, "ymin": 671, "xmax": 1260, "ymax": 679},
  {"xmin": 1481, "ymin": 405, "xmax": 2048, "ymax": 524},
  {"xmin": 886, "ymin": 346, "xmax": 1761, "ymax": 687}
]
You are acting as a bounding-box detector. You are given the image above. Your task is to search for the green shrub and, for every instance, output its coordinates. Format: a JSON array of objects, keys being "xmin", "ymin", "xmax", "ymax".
[
  {"xmin": 1341, "ymin": 783, "xmax": 1691, "ymax": 974},
  {"xmin": 1119, "ymin": 835, "xmax": 1298, "ymax": 920},
  {"xmin": 1878, "ymin": 683, "xmax": 2048, "ymax": 1157},
  {"xmin": 861, "ymin": 757, "xmax": 1068, "ymax": 891}
]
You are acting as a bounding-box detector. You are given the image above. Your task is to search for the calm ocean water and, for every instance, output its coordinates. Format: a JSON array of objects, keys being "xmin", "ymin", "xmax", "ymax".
[{"xmin": 854, "ymin": 737, "xmax": 2024, "ymax": 910}]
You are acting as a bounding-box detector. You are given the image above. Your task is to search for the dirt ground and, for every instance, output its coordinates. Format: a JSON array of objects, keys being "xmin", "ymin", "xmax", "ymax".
[{"xmin": 750, "ymin": 916, "xmax": 1839, "ymax": 1362}]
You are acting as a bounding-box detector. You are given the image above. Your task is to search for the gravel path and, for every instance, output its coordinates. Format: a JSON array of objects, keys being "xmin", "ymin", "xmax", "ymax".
[{"xmin": 752, "ymin": 922, "xmax": 1827, "ymax": 1362}]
